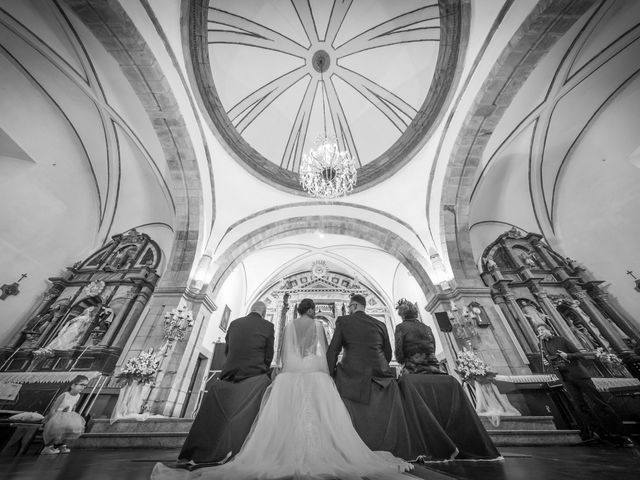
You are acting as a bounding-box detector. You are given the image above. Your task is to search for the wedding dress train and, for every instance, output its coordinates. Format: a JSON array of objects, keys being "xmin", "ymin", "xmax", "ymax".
[{"xmin": 152, "ymin": 315, "xmax": 419, "ymax": 480}]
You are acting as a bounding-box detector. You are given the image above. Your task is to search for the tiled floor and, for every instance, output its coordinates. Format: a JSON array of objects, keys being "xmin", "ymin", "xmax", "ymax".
[{"xmin": 1, "ymin": 446, "xmax": 639, "ymax": 480}]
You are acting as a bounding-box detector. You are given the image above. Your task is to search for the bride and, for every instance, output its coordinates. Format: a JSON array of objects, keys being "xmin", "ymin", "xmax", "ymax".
[{"xmin": 152, "ymin": 298, "xmax": 416, "ymax": 480}]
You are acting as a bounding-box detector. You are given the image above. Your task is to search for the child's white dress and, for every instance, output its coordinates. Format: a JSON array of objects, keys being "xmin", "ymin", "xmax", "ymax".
[{"xmin": 43, "ymin": 391, "xmax": 85, "ymax": 445}]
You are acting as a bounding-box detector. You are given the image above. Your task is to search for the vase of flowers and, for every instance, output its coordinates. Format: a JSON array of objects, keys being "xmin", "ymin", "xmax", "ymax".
[
  {"xmin": 454, "ymin": 348, "xmax": 495, "ymax": 383},
  {"xmin": 117, "ymin": 348, "xmax": 161, "ymax": 385},
  {"xmin": 455, "ymin": 348, "xmax": 520, "ymax": 422},
  {"xmin": 110, "ymin": 348, "xmax": 161, "ymax": 422}
]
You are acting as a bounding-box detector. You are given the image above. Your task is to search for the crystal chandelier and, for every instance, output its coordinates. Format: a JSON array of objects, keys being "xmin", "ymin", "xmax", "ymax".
[
  {"xmin": 300, "ymin": 53, "xmax": 357, "ymax": 198},
  {"xmin": 300, "ymin": 135, "xmax": 357, "ymax": 198}
]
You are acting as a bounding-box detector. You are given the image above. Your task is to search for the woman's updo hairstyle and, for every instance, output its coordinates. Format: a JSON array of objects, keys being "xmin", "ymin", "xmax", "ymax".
[
  {"xmin": 395, "ymin": 298, "xmax": 418, "ymax": 320},
  {"xmin": 297, "ymin": 298, "xmax": 316, "ymax": 316}
]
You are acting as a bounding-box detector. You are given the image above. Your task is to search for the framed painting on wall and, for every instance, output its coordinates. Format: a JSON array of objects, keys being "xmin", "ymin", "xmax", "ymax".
[{"xmin": 219, "ymin": 305, "xmax": 231, "ymax": 332}]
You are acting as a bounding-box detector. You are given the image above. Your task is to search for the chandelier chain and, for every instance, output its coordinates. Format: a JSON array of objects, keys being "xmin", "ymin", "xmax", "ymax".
[{"xmin": 299, "ymin": 55, "xmax": 357, "ymax": 199}]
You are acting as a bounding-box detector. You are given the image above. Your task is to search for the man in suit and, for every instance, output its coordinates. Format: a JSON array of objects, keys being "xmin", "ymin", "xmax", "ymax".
[
  {"xmin": 178, "ymin": 301, "xmax": 274, "ymax": 468},
  {"xmin": 327, "ymin": 294, "xmax": 411, "ymax": 456},
  {"xmin": 537, "ymin": 324, "xmax": 632, "ymax": 446}
]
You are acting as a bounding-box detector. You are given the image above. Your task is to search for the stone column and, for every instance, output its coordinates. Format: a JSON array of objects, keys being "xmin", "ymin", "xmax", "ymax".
[
  {"xmin": 531, "ymin": 240, "xmax": 557, "ymax": 270},
  {"xmin": 100, "ymin": 288, "xmax": 137, "ymax": 347},
  {"xmin": 503, "ymin": 292, "xmax": 539, "ymax": 353},
  {"xmin": 273, "ymin": 294, "xmax": 289, "ymax": 367},
  {"xmin": 158, "ymin": 288, "xmax": 217, "ymax": 417},
  {"xmin": 571, "ymin": 290, "xmax": 630, "ymax": 354},
  {"xmin": 111, "ymin": 284, "xmax": 152, "ymax": 349},
  {"xmin": 493, "ymin": 294, "xmax": 534, "ymax": 355}
]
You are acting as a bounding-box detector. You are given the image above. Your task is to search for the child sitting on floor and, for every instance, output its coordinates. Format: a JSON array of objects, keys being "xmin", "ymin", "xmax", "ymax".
[{"xmin": 41, "ymin": 374, "xmax": 88, "ymax": 455}]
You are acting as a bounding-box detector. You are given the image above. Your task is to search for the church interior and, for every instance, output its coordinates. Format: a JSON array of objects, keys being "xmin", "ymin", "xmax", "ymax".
[{"xmin": 1, "ymin": 0, "xmax": 640, "ymax": 478}]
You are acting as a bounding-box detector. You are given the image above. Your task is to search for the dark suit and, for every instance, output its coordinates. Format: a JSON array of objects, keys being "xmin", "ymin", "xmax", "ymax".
[
  {"xmin": 179, "ymin": 312, "xmax": 274, "ymax": 463},
  {"xmin": 221, "ymin": 312, "xmax": 274, "ymax": 382},
  {"xmin": 541, "ymin": 334, "xmax": 622, "ymax": 438},
  {"xmin": 326, "ymin": 310, "xmax": 410, "ymax": 456},
  {"xmin": 327, "ymin": 310, "xmax": 395, "ymax": 404}
]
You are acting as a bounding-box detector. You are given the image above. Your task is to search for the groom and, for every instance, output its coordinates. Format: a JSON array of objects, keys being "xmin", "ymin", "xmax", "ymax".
[
  {"xmin": 177, "ymin": 301, "xmax": 274, "ymax": 468},
  {"xmin": 327, "ymin": 294, "xmax": 410, "ymax": 455}
]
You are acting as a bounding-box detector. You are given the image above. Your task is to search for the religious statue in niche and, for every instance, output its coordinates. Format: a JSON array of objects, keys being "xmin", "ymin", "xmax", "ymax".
[
  {"xmin": 21, "ymin": 303, "xmax": 68, "ymax": 347},
  {"xmin": 570, "ymin": 323, "xmax": 598, "ymax": 350},
  {"xmin": 105, "ymin": 245, "xmax": 138, "ymax": 271},
  {"xmin": 469, "ymin": 302, "xmax": 491, "ymax": 328},
  {"xmin": 45, "ymin": 306, "xmax": 98, "ymax": 350},
  {"xmin": 564, "ymin": 300, "xmax": 613, "ymax": 349},
  {"xmin": 90, "ymin": 306, "xmax": 115, "ymax": 344},
  {"xmin": 517, "ymin": 299, "xmax": 552, "ymax": 331},
  {"xmin": 506, "ymin": 227, "xmax": 523, "ymax": 239},
  {"xmin": 556, "ymin": 303, "xmax": 599, "ymax": 350},
  {"xmin": 518, "ymin": 250, "xmax": 541, "ymax": 269}
]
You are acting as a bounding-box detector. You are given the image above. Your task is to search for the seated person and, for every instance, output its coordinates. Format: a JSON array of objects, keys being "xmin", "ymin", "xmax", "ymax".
[
  {"xmin": 326, "ymin": 294, "xmax": 456, "ymax": 461},
  {"xmin": 395, "ymin": 299, "xmax": 501, "ymax": 461},
  {"xmin": 177, "ymin": 301, "xmax": 274, "ymax": 468},
  {"xmin": 394, "ymin": 299, "xmax": 443, "ymax": 374}
]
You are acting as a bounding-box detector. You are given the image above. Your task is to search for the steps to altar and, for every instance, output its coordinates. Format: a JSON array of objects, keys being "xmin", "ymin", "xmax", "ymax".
[
  {"xmin": 74, "ymin": 416, "xmax": 581, "ymax": 449},
  {"xmin": 480, "ymin": 415, "xmax": 581, "ymax": 446}
]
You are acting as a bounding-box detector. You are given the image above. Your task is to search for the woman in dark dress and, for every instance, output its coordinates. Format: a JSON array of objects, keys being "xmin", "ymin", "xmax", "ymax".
[
  {"xmin": 395, "ymin": 299, "xmax": 501, "ymax": 461},
  {"xmin": 394, "ymin": 300, "xmax": 443, "ymax": 375}
]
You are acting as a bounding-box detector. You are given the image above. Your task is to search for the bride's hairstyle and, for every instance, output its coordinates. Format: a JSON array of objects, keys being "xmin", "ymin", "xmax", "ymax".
[{"xmin": 297, "ymin": 298, "xmax": 316, "ymax": 316}]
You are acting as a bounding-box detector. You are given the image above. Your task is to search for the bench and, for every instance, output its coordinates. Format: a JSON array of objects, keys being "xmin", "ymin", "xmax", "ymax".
[{"xmin": 0, "ymin": 421, "xmax": 43, "ymax": 456}]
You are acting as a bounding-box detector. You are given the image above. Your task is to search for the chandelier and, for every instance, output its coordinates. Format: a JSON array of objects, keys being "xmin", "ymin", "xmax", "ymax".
[
  {"xmin": 300, "ymin": 51, "xmax": 357, "ymax": 198},
  {"xmin": 300, "ymin": 135, "xmax": 357, "ymax": 198}
]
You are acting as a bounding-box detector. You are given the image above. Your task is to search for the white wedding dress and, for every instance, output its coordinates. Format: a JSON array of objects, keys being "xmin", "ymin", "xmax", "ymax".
[{"xmin": 152, "ymin": 315, "xmax": 416, "ymax": 480}]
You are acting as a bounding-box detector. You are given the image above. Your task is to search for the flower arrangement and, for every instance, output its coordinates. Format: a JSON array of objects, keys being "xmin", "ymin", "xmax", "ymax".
[
  {"xmin": 454, "ymin": 348, "xmax": 495, "ymax": 383},
  {"xmin": 594, "ymin": 347, "xmax": 622, "ymax": 365},
  {"xmin": 117, "ymin": 348, "xmax": 161, "ymax": 384}
]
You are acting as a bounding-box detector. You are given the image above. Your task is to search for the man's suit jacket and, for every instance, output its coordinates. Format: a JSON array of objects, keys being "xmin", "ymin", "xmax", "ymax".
[
  {"xmin": 220, "ymin": 312, "xmax": 274, "ymax": 382},
  {"xmin": 326, "ymin": 310, "xmax": 395, "ymax": 404},
  {"xmin": 541, "ymin": 334, "xmax": 590, "ymax": 381}
]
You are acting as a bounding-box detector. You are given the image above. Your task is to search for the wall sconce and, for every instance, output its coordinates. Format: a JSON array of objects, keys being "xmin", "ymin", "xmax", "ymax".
[{"xmin": 0, "ymin": 273, "xmax": 27, "ymax": 300}]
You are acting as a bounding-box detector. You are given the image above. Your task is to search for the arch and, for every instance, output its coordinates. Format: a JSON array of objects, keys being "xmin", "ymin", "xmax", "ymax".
[
  {"xmin": 439, "ymin": 0, "xmax": 597, "ymax": 280},
  {"xmin": 243, "ymin": 247, "xmax": 396, "ymax": 313},
  {"xmin": 208, "ymin": 216, "xmax": 437, "ymax": 302},
  {"xmin": 64, "ymin": 0, "xmax": 205, "ymax": 286}
]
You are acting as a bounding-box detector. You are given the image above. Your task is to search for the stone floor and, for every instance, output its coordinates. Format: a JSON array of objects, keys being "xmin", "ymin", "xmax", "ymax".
[{"xmin": 1, "ymin": 446, "xmax": 639, "ymax": 480}]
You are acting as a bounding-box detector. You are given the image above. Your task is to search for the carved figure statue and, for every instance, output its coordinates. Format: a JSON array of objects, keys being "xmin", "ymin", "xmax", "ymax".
[
  {"xmin": 519, "ymin": 301, "xmax": 551, "ymax": 330},
  {"xmin": 519, "ymin": 251, "xmax": 540, "ymax": 268},
  {"xmin": 108, "ymin": 246, "xmax": 137, "ymax": 270},
  {"xmin": 46, "ymin": 306, "xmax": 97, "ymax": 350},
  {"xmin": 568, "ymin": 302, "xmax": 612, "ymax": 349},
  {"xmin": 24, "ymin": 304, "xmax": 67, "ymax": 334},
  {"xmin": 485, "ymin": 258, "xmax": 497, "ymax": 271},
  {"xmin": 571, "ymin": 324, "xmax": 597, "ymax": 350}
]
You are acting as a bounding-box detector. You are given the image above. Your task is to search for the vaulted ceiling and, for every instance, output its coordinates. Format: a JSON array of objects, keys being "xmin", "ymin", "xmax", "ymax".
[{"xmin": 1, "ymin": 0, "xmax": 639, "ymax": 343}]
